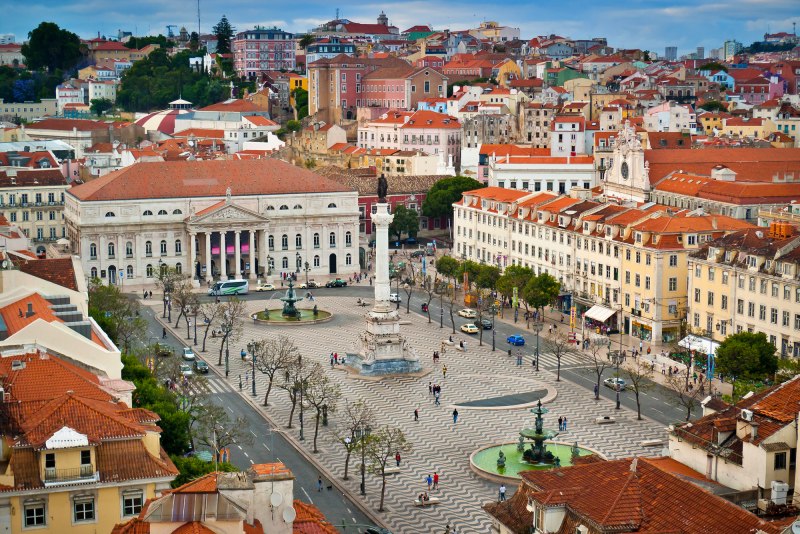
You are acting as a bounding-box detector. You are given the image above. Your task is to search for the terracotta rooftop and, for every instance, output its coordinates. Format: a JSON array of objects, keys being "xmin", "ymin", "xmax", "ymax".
[
  {"xmin": 0, "ymin": 169, "xmax": 66, "ymax": 187},
  {"xmin": 26, "ymin": 118, "xmax": 111, "ymax": 131},
  {"xmin": 17, "ymin": 258, "xmax": 78, "ymax": 291},
  {"xmin": 68, "ymin": 160, "xmax": 351, "ymax": 202},
  {"xmin": 644, "ymin": 148, "xmax": 800, "ymax": 184},
  {"xmin": 197, "ymin": 99, "xmax": 263, "ymax": 113},
  {"xmin": 315, "ymin": 166, "xmax": 446, "ymax": 196}
]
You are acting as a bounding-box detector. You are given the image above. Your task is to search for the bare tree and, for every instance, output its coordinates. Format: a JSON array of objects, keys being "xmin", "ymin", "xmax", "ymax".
[
  {"xmin": 252, "ymin": 335, "xmax": 299, "ymax": 406},
  {"xmin": 417, "ymin": 272, "xmax": 438, "ymax": 323},
  {"xmin": 666, "ymin": 367, "xmax": 706, "ymax": 421},
  {"xmin": 551, "ymin": 331, "xmax": 572, "ymax": 382},
  {"xmin": 622, "ymin": 357, "xmax": 655, "ymax": 420},
  {"xmin": 195, "ymin": 404, "xmax": 253, "ymax": 453},
  {"xmin": 401, "ymin": 261, "xmax": 416, "ymax": 314},
  {"xmin": 586, "ymin": 340, "xmax": 611, "ymax": 400},
  {"xmin": 154, "ymin": 265, "xmax": 185, "ymax": 319},
  {"xmin": 304, "ymin": 366, "xmax": 341, "ymax": 453},
  {"xmin": 366, "ymin": 426, "xmax": 413, "ymax": 512},
  {"xmin": 334, "ymin": 401, "xmax": 376, "ymax": 480},
  {"xmin": 170, "ymin": 279, "xmax": 196, "ymax": 329},
  {"xmin": 198, "ymin": 300, "xmax": 224, "ymax": 352},
  {"xmin": 217, "ymin": 297, "xmax": 246, "ymax": 366},
  {"xmin": 277, "ymin": 356, "xmax": 317, "ymax": 429}
]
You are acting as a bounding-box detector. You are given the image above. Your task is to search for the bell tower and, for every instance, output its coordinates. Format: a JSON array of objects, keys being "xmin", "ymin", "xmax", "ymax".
[{"xmin": 604, "ymin": 122, "xmax": 650, "ymax": 203}]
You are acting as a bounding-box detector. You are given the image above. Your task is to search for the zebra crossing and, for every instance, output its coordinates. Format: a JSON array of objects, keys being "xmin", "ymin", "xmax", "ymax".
[{"xmin": 173, "ymin": 296, "xmax": 667, "ymax": 534}]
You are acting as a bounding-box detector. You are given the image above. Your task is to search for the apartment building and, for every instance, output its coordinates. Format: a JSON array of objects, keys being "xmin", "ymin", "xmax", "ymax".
[
  {"xmin": 0, "ymin": 169, "xmax": 68, "ymax": 252},
  {"xmin": 521, "ymin": 103, "xmax": 557, "ymax": 148},
  {"xmin": 687, "ymin": 223, "xmax": 800, "ymax": 357},
  {"xmin": 233, "ymin": 27, "xmax": 296, "ymax": 78}
]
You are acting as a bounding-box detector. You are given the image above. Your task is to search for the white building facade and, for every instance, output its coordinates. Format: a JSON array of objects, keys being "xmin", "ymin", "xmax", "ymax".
[{"xmin": 65, "ymin": 160, "xmax": 360, "ymax": 286}]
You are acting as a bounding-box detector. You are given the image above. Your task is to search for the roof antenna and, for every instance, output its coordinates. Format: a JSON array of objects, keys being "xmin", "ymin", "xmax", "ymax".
[{"xmin": 630, "ymin": 457, "xmax": 638, "ymax": 473}]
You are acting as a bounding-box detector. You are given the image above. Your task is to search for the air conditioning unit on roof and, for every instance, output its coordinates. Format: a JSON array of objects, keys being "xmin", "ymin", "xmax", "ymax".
[{"xmin": 740, "ymin": 409, "xmax": 753, "ymax": 422}]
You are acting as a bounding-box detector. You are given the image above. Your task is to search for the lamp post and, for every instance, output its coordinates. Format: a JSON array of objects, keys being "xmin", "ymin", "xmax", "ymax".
[
  {"xmin": 192, "ymin": 305, "xmax": 198, "ymax": 346},
  {"xmin": 184, "ymin": 306, "xmax": 191, "ymax": 339},
  {"xmin": 613, "ymin": 351, "xmax": 622, "ymax": 410},
  {"xmin": 303, "ymin": 261, "xmax": 310, "ymax": 287},
  {"xmin": 532, "ymin": 321, "xmax": 544, "ymax": 371},
  {"xmin": 247, "ymin": 340, "xmax": 257, "ymax": 397},
  {"xmin": 491, "ymin": 303, "xmax": 497, "ymax": 351},
  {"xmin": 357, "ymin": 423, "xmax": 371, "ymax": 496},
  {"xmin": 298, "ymin": 355, "xmax": 305, "ymax": 441},
  {"xmin": 223, "ymin": 311, "xmax": 231, "ymax": 378},
  {"xmin": 395, "ymin": 276, "xmax": 401, "ymax": 310}
]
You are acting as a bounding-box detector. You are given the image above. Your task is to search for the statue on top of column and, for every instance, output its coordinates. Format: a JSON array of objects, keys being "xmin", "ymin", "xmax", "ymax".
[{"xmin": 377, "ymin": 174, "xmax": 388, "ymax": 203}]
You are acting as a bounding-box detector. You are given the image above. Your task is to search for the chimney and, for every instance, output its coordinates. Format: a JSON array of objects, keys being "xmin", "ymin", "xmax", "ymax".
[
  {"xmin": 751, "ymin": 422, "xmax": 759, "ymax": 440},
  {"xmin": 26, "ymin": 303, "xmax": 34, "ymax": 318}
]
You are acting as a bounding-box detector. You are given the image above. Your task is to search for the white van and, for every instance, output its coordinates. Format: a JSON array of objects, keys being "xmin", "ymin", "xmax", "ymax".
[{"xmin": 208, "ymin": 279, "xmax": 249, "ymax": 296}]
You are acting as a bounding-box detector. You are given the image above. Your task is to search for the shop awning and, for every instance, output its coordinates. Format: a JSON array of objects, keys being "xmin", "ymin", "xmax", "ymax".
[
  {"xmin": 679, "ymin": 335, "xmax": 719, "ymax": 356},
  {"xmin": 584, "ymin": 304, "xmax": 617, "ymax": 323}
]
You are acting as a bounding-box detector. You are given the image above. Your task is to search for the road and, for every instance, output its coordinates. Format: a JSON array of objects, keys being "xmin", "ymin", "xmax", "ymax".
[
  {"xmin": 136, "ymin": 300, "xmax": 378, "ymax": 532},
  {"xmin": 192, "ymin": 282, "xmax": 688, "ymax": 426}
]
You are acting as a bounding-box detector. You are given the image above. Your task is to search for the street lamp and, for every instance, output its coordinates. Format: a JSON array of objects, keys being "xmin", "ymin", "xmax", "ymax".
[
  {"xmin": 356, "ymin": 423, "xmax": 372, "ymax": 496},
  {"xmin": 532, "ymin": 321, "xmax": 544, "ymax": 371},
  {"xmin": 303, "ymin": 261, "xmax": 310, "ymax": 287},
  {"xmin": 222, "ymin": 312, "xmax": 232, "ymax": 377},
  {"xmin": 491, "ymin": 303, "xmax": 497, "ymax": 351},
  {"xmin": 298, "ymin": 355, "xmax": 305, "ymax": 441},
  {"xmin": 247, "ymin": 340, "xmax": 257, "ymax": 397},
  {"xmin": 184, "ymin": 306, "xmax": 191, "ymax": 339},
  {"xmin": 612, "ymin": 351, "xmax": 622, "ymax": 410},
  {"xmin": 192, "ymin": 304, "xmax": 198, "ymax": 346}
]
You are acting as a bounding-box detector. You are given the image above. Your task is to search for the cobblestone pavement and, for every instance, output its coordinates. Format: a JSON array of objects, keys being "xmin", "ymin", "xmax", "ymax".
[{"xmin": 154, "ymin": 295, "xmax": 667, "ymax": 534}]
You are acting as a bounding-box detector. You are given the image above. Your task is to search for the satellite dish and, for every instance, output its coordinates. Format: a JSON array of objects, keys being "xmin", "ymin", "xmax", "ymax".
[
  {"xmin": 282, "ymin": 506, "xmax": 296, "ymax": 523},
  {"xmin": 792, "ymin": 520, "xmax": 800, "ymax": 534},
  {"xmin": 1, "ymin": 260, "xmax": 8, "ymax": 269},
  {"xmin": 269, "ymin": 492, "xmax": 283, "ymax": 507}
]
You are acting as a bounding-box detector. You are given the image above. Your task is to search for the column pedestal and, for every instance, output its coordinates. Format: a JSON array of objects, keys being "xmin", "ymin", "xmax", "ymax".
[{"xmin": 349, "ymin": 203, "xmax": 420, "ymax": 376}]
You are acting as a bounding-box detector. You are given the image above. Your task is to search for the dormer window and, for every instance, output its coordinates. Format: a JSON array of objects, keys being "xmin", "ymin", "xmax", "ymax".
[
  {"xmin": 725, "ymin": 251, "xmax": 733, "ymax": 262},
  {"xmin": 583, "ymin": 222, "xmax": 588, "ymax": 231},
  {"xmin": 605, "ymin": 227, "xmax": 612, "ymax": 236},
  {"xmin": 747, "ymin": 256, "xmax": 758, "ymax": 268},
  {"xmin": 635, "ymin": 232, "xmax": 642, "ymax": 243}
]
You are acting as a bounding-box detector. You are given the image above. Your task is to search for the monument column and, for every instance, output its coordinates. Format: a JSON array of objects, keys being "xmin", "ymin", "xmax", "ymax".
[
  {"xmin": 219, "ymin": 231, "xmax": 227, "ymax": 280},
  {"xmin": 248, "ymin": 230, "xmax": 256, "ymax": 280},
  {"xmin": 234, "ymin": 230, "xmax": 242, "ymax": 279},
  {"xmin": 204, "ymin": 232, "xmax": 212, "ymax": 282},
  {"xmin": 372, "ymin": 204, "xmax": 393, "ymax": 307}
]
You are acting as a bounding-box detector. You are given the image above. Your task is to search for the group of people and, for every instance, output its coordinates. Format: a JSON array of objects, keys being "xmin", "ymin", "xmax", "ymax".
[
  {"xmin": 429, "ymin": 381, "xmax": 443, "ymax": 405},
  {"xmin": 329, "ymin": 352, "xmax": 346, "ymax": 367}
]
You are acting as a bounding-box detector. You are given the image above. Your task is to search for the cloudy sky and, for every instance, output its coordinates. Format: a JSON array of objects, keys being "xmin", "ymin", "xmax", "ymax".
[{"xmin": 1, "ymin": 0, "xmax": 797, "ymax": 56}]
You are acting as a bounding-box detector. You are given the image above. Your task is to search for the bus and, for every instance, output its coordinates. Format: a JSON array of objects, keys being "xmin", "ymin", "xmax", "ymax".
[{"xmin": 208, "ymin": 279, "xmax": 249, "ymax": 296}]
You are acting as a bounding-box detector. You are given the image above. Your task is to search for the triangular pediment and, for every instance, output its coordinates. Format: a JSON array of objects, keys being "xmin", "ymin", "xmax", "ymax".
[{"xmin": 190, "ymin": 202, "xmax": 269, "ymax": 225}]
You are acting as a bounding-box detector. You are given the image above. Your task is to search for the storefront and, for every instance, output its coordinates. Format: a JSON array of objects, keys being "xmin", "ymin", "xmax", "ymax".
[
  {"xmin": 631, "ymin": 317, "xmax": 652, "ymax": 342},
  {"xmin": 583, "ymin": 304, "xmax": 619, "ymax": 334}
]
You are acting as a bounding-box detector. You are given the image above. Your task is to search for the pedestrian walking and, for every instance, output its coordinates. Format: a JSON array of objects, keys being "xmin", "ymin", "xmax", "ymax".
[
  {"xmin": 562, "ymin": 416, "xmax": 568, "ymax": 431},
  {"xmin": 317, "ymin": 476, "xmax": 323, "ymax": 492},
  {"xmin": 548, "ymin": 324, "xmax": 552, "ymax": 335},
  {"xmin": 433, "ymin": 472, "xmax": 439, "ymax": 490},
  {"xmin": 594, "ymin": 384, "xmax": 599, "ymax": 397},
  {"xmin": 558, "ymin": 416, "xmax": 563, "ymax": 430},
  {"xmin": 499, "ymin": 484, "xmax": 506, "ymax": 501},
  {"xmin": 452, "ymin": 408, "xmax": 459, "ymax": 424},
  {"xmin": 442, "ymin": 365, "xmax": 448, "ymax": 378},
  {"xmin": 414, "ymin": 408, "xmax": 419, "ymax": 422},
  {"xmin": 434, "ymin": 393, "xmax": 441, "ymax": 406},
  {"xmin": 426, "ymin": 474, "xmax": 433, "ymax": 491},
  {"xmin": 639, "ymin": 341, "xmax": 643, "ymax": 353},
  {"xmin": 395, "ymin": 452, "xmax": 402, "ymax": 467},
  {"xmin": 162, "ymin": 327, "xmax": 167, "ymax": 339},
  {"xmin": 516, "ymin": 352, "xmax": 523, "ymax": 366},
  {"xmin": 330, "ymin": 355, "xmax": 335, "ymax": 368},
  {"xmin": 429, "ymin": 382, "xmax": 433, "ymax": 395}
]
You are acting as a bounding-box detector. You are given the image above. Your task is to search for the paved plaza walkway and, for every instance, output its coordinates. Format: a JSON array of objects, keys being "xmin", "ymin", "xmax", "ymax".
[{"xmin": 151, "ymin": 295, "xmax": 668, "ymax": 534}]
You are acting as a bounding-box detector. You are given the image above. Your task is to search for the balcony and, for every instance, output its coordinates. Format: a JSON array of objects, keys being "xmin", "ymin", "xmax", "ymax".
[{"xmin": 43, "ymin": 465, "xmax": 99, "ymax": 487}]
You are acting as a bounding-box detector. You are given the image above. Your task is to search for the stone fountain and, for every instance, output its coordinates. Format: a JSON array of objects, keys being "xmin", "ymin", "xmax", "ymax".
[
  {"xmin": 519, "ymin": 399, "xmax": 560, "ymax": 465},
  {"xmin": 280, "ymin": 279, "xmax": 302, "ymax": 318}
]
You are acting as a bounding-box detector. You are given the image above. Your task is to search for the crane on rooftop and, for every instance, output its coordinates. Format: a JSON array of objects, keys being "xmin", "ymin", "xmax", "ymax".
[{"xmin": 166, "ymin": 25, "xmax": 178, "ymax": 38}]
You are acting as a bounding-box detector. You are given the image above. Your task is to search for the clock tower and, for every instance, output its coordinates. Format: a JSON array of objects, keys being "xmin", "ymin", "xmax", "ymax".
[{"xmin": 604, "ymin": 122, "xmax": 650, "ymax": 203}]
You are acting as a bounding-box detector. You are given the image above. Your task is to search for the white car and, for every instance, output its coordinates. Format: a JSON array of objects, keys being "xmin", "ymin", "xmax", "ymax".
[
  {"xmin": 180, "ymin": 363, "xmax": 193, "ymax": 378},
  {"xmin": 255, "ymin": 283, "xmax": 276, "ymax": 292},
  {"xmin": 389, "ymin": 293, "xmax": 401, "ymax": 303},
  {"xmin": 458, "ymin": 308, "xmax": 477, "ymax": 319},
  {"xmin": 460, "ymin": 323, "xmax": 479, "ymax": 334},
  {"xmin": 182, "ymin": 347, "xmax": 196, "ymax": 361}
]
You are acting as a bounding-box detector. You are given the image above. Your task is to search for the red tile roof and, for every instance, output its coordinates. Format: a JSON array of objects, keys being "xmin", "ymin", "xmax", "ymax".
[
  {"xmin": 27, "ymin": 118, "xmax": 111, "ymax": 131},
  {"xmin": 292, "ymin": 501, "xmax": 339, "ymax": 534},
  {"xmin": 644, "ymin": 148, "xmax": 800, "ymax": 184},
  {"xmin": 0, "ymin": 169, "xmax": 65, "ymax": 187},
  {"xmin": 68, "ymin": 160, "xmax": 352, "ymax": 202},
  {"xmin": 197, "ymin": 99, "xmax": 263, "ymax": 113},
  {"xmin": 400, "ymin": 110, "xmax": 459, "ymax": 129},
  {"xmin": 172, "ymin": 128, "xmax": 225, "ymax": 139},
  {"xmin": 0, "ymin": 293, "xmax": 62, "ymax": 335},
  {"xmin": 243, "ymin": 115, "xmax": 278, "ymax": 127},
  {"xmin": 17, "ymin": 258, "xmax": 78, "ymax": 291}
]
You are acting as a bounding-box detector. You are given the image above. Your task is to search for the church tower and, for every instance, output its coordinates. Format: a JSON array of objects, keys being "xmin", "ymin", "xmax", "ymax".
[
  {"xmin": 377, "ymin": 11, "xmax": 389, "ymax": 26},
  {"xmin": 603, "ymin": 122, "xmax": 650, "ymax": 203}
]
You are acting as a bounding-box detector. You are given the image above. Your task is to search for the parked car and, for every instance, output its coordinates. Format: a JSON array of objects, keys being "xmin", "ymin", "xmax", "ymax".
[
  {"xmin": 325, "ymin": 279, "xmax": 348, "ymax": 288},
  {"xmin": 507, "ymin": 334, "xmax": 525, "ymax": 346},
  {"xmin": 410, "ymin": 250, "xmax": 425, "ymax": 258},
  {"xmin": 154, "ymin": 343, "xmax": 172, "ymax": 357},
  {"xmin": 460, "ymin": 323, "xmax": 479, "ymax": 334},
  {"xmin": 179, "ymin": 363, "xmax": 193, "ymax": 378},
  {"xmin": 182, "ymin": 347, "xmax": 196, "ymax": 361},
  {"xmin": 194, "ymin": 360, "xmax": 209, "ymax": 374},
  {"xmin": 368, "ymin": 239, "xmax": 376, "ymax": 248},
  {"xmin": 603, "ymin": 377, "xmax": 628, "ymax": 390},
  {"xmin": 474, "ymin": 318, "xmax": 493, "ymax": 330},
  {"xmin": 405, "ymin": 236, "xmax": 418, "ymax": 245},
  {"xmin": 458, "ymin": 308, "xmax": 477, "ymax": 319},
  {"xmin": 389, "ymin": 293, "xmax": 401, "ymax": 303},
  {"xmin": 255, "ymin": 282, "xmax": 276, "ymax": 292},
  {"xmin": 299, "ymin": 280, "xmax": 319, "ymax": 289}
]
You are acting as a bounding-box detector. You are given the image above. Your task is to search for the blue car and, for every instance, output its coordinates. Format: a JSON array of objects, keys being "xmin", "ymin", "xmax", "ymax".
[{"xmin": 507, "ymin": 334, "xmax": 525, "ymax": 346}]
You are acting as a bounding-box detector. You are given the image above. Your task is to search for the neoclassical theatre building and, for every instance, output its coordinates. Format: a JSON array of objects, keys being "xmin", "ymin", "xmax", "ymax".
[{"xmin": 65, "ymin": 159, "xmax": 360, "ymax": 286}]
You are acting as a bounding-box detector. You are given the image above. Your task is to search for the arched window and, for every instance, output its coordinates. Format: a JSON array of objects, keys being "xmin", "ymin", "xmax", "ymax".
[
  {"xmin": 313, "ymin": 233, "xmax": 320, "ymax": 248},
  {"xmin": 158, "ymin": 209, "xmax": 168, "ymax": 215},
  {"xmin": 329, "ymin": 232, "xmax": 336, "ymax": 247},
  {"xmin": 313, "ymin": 255, "xmax": 320, "ymax": 267},
  {"xmin": 143, "ymin": 210, "xmax": 153, "ymax": 216},
  {"xmin": 268, "ymin": 235, "xmax": 274, "ymax": 250},
  {"xmin": 175, "ymin": 262, "xmax": 182, "ymax": 274},
  {"xmin": 266, "ymin": 205, "xmax": 275, "ymax": 211},
  {"xmin": 89, "ymin": 243, "xmax": 97, "ymax": 259},
  {"xmin": 90, "ymin": 267, "xmax": 97, "ymax": 278},
  {"xmin": 172, "ymin": 209, "xmax": 183, "ymax": 215},
  {"xmin": 293, "ymin": 204, "xmax": 302, "ymax": 209},
  {"xmin": 279, "ymin": 205, "xmax": 289, "ymax": 210},
  {"xmin": 295, "ymin": 234, "xmax": 302, "ymax": 248},
  {"xmin": 345, "ymin": 231, "xmax": 352, "ymax": 247},
  {"xmin": 160, "ymin": 240, "xmax": 167, "ymax": 255},
  {"xmin": 105, "ymin": 211, "xmax": 115, "ymax": 218},
  {"xmin": 281, "ymin": 234, "xmax": 288, "ymax": 250},
  {"xmin": 108, "ymin": 243, "xmax": 115, "ymax": 258},
  {"xmin": 282, "ymin": 256, "xmax": 288, "ymax": 269},
  {"xmin": 146, "ymin": 264, "xmax": 153, "ymax": 277},
  {"xmin": 327, "ymin": 203, "xmax": 337, "ymax": 208},
  {"xmin": 346, "ymin": 253, "xmax": 352, "ymax": 265},
  {"xmin": 126, "ymin": 265, "xmax": 133, "ymax": 278},
  {"xmin": 175, "ymin": 240, "xmax": 182, "ymax": 254},
  {"xmin": 125, "ymin": 241, "xmax": 133, "ymax": 258},
  {"xmin": 145, "ymin": 241, "xmax": 152, "ymax": 257}
]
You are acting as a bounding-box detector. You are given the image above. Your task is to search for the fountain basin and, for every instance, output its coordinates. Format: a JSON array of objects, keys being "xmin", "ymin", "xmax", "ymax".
[
  {"xmin": 470, "ymin": 442, "xmax": 600, "ymax": 483},
  {"xmin": 251, "ymin": 309, "xmax": 333, "ymax": 325}
]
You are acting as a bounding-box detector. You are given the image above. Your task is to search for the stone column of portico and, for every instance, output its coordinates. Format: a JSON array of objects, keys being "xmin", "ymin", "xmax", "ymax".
[
  {"xmin": 204, "ymin": 232, "xmax": 212, "ymax": 282},
  {"xmin": 248, "ymin": 230, "xmax": 256, "ymax": 281},
  {"xmin": 234, "ymin": 230, "xmax": 242, "ymax": 279},
  {"xmin": 189, "ymin": 232, "xmax": 198, "ymax": 287},
  {"xmin": 260, "ymin": 229, "xmax": 270, "ymax": 282},
  {"xmin": 219, "ymin": 231, "xmax": 227, "ymax": 280}
]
